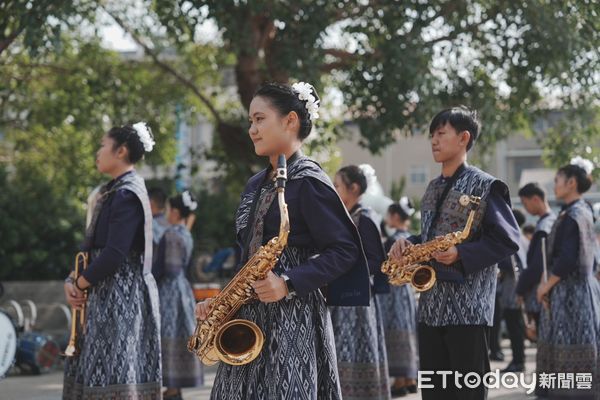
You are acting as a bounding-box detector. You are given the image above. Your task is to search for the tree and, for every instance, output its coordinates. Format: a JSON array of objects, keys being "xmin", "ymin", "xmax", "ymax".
[
  {"xmin": 0, "ymin": 37, "xmax": 194, "ymax": 279},
  {"xmin": 140, "ymin": 0, "xmax": 599, "ymax": 160}
]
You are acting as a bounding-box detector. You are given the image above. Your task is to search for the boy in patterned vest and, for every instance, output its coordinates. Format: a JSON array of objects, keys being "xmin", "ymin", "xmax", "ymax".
[{"xmin": 390, "ymin": 106, "xmax": 520, "ymax": 400}]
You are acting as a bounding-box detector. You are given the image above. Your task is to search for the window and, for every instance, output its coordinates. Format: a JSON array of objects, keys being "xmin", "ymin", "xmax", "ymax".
[{"xmin": 409, "ymin": 165, "xmax": 428, "ymax": 184}]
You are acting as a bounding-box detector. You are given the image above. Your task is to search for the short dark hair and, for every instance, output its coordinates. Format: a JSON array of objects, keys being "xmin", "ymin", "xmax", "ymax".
[
  {"xmin": 518, "ymin": 182, "xmax": 546, "ymax": 201},
  {"xmin": 107, "ymin": 124, "xmax": 151, "ymax": 164},
  {"xmin": 522, "ymin": 224, "xmax": 536, "ymax": 236},
  {"xmin": 169, "ymin": 191, "xmax": 197, "ymax": 218},
  {"xmin": 388, "ymin": 200, "xmax": 413, "ymax": 222},
  {"xmin": 148, "ymin": 187, "xmax": 167, "ymax": 209},
  {"xmin": 429, "ymin": 106, "xmax": 480, "ymax": 151},
  {"xmin": 512, "ymin": 208, "xmax": 526, "ymax": 227},
  {"xmin": 558, "ymin": 164, "xmax": 593, "ymax": 194},
  {"xmin": 337, "ymin": 165, "xmax": 367, "ymax": 195},
  {"xmin": 253, "ymin": 82, "xmax": 320, "ymax": 140}
]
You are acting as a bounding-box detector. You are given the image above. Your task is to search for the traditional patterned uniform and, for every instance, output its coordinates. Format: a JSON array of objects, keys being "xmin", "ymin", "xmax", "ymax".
[
  {"xmin": 210, "ymin": 152, "xmax": 370, "ymax": 400},
  {"xmin": 63, "ymin": 171, "xmax": 161, "ymax": 400}
]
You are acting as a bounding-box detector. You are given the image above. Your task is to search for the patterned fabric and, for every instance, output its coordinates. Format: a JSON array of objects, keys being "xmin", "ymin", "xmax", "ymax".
[
  {"xmin": 418, "ymin": 166, "xmax": 500, "ymax": 326},
  {"xmin": 377, "ymin": 229, "xmax": 419, "ymax": 379},
  {"xmin": 330, "ymin": 297, "xmax": 390, "ymax": 400},
  {"xmin": 63, "ymin": 252, "xmax": 162, "ymax": 400},
  {"xmin": 157, "ymin": 225, "xmax": 203, "ymax": 388},
  {"xmin": 64, "ymin": 172, "xmax": 161, "ymax": 400},
  {"xmin": 211, "ymin": 157, "xmax": 343, "ymax": 400},
  {"xmin": 539, "ymin": 199, "xmax": 600, "ymax": 399}
]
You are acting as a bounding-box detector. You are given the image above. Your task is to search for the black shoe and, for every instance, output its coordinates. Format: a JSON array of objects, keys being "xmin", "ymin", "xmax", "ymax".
[
  {"xmin": 407, "ymin": 384, "xmax": 417, "ymax": 393},
  {"xmin": 391, "ymin": 387, "xmax": 408, "ymax": 398},
  {"xmin": 501, "ymin": 362, "xmax": 525, "ymax": 373},
  {"xmin": 489, "ymin": 351, "xmax": 505, "ymax": 361}
]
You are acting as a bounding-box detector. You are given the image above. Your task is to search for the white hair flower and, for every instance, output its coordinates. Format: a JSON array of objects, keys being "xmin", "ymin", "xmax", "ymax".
[
  {"xmin": 182, "ymin": 190, "xmax": 197, "ymax": 211},
  {"xmin": 292, "ymin": 81, "xmax": 320, "ymax": 121},
  {"xmin": 132, "ymin": 122, "xmax": 155, "ymax": 153},
  {"xmin": 570, "ymin": 156, "xmax": 594, "ymax": 175},
  {"xmin": 399, "ymin": 196, "xmax": 416, "ymax": 216}
]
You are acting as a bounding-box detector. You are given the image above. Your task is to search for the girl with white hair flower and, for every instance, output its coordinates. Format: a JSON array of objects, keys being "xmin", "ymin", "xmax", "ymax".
[{"xmin": 63, "ymin": 122, "xmax": 161, "ymax": 399}]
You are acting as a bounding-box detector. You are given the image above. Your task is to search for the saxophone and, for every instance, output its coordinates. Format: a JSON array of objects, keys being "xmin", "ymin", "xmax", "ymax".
[
  {"xmin": 381, "ymin": 195, "xmax": 481, "ymax": 291},
  {"xmin": 187, "ymin": 155, "xmax": 290, "ymax": 366}
]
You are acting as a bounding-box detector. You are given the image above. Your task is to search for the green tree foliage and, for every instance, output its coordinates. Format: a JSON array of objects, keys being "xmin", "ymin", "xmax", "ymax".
[
  {"xmin": 0, "ymin": 38, "xmax": 187, "ymax": 279},
  {"xmin": 149, "ymin": 0, "xmax": 598, "ymax": 156}
]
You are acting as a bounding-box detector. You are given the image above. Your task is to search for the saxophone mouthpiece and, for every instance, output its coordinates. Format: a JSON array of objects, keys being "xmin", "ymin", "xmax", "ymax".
[{"xmin": 276, "ymin": 154, "xmax": 287, "ymax": 189}]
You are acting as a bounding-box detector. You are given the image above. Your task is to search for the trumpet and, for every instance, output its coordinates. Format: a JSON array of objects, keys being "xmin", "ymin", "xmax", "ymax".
[
  {"xmin": 382, "ymin": 195, "xmax": 481, "ymax": 291},
  {"xmin": 62, "ymin": 252, "xmax": 88, "ymax": 357}
]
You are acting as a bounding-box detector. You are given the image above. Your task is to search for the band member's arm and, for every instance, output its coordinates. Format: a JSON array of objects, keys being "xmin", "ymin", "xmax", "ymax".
[
  {"xmin": 547, "ymin": 216, "xmax": 579, "ymax": 279},
  {"xmin": 455, "ymin": 187, "xmax": 520, "ymax": 275},
  {"xmin": 285, "ymin": 179, "xmax": 359, "ymax": 297},
  {"xmin": 516, "ymin": 231, "xmax": 545, "ymax": 296},
  {"xmin": 358, "ymin": 216, "xmax": 386, "ymax": 275},
  {"xmin": 152, "ymin": 235, "xmax": 167, "ymax": 282},
  {"xmin": 82, "ymin": 190, "xmax": 143, "ymax": 285}
]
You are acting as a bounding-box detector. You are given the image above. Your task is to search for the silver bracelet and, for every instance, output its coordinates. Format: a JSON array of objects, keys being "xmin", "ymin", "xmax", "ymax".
[{"xmin": 64, "ymin": 276, "xmax": 75, "ymax": 284}]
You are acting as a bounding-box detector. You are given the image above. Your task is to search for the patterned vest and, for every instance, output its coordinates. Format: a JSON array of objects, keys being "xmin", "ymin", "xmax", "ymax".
[
  {"xmin": 548, "ymin": 199, "xmax": 597, "ymax": 278},
  {"xmin": 418, "ymin": 165, "xmax": 508, "ymax": 326},
  {"xmin": 235, "ymin": 155, "xmax": 371, "ymax": 306},
  {"xmin": 86, "ymin": 171, "xmax": 154, "ymax": 275}
]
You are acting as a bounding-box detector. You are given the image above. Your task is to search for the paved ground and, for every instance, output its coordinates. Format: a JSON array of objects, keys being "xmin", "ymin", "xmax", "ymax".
[{"xmin": 0, "ymin": 339, "xmax": 536, "ymax": 399}]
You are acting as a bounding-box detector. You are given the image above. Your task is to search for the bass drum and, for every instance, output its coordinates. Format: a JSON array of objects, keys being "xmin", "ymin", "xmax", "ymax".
[
  {"xmin": 0, "ymin": 310, "xmax": 17, "ymax": 378},
  {"xmin": 16, "ymin": 332, "xmax": 60, "ymax": 375}
]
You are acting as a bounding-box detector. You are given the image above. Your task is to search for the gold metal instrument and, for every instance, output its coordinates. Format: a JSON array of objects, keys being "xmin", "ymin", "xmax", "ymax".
[
  {"xmin": 187, "ymin": 155, "xmax": 290, "ymax": 366},
  {"xmin": 382, "ymin": 195, "xmax": 481, "ymax": 291},
  {"xmin": 62, "ymin": 251, "xmax": 88, "ymax": 357}
]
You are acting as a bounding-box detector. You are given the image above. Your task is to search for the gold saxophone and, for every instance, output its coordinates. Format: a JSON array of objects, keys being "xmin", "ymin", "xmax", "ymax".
[
  {"xmin": 62, "ymin": 252, "xmax": 88, "ymax": 357},
  {"xmin": 187, "ymin": 155, "xmax": 290, "ymax": 366},
  {"xmin": 381, "ymin": 195, "xmax": 481, "ymax": 291}
]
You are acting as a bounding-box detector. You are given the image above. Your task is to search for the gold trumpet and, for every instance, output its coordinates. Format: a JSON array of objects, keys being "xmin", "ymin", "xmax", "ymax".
[
  {"xmin": 188, "ymin": 154, "xmax": 290, "ymax": 366},
  {"xmin": 382, "ymin": 195, "xmax": 481, "ymax": 291},
  {"xmin": 62, "ymin": 252, "xmax": 88, "ymax": 357}
]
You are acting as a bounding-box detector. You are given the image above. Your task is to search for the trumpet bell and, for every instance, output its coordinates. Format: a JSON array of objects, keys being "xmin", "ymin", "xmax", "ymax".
[{"xmin": 214, "ymin": 319, "xmax": 264, "ymax": 366}]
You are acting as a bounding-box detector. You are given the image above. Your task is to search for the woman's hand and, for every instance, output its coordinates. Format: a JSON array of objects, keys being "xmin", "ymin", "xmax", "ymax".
[
  {"xmin": 536, "ymin": 282, "xmax": 551, "ymax": 309},
  {"xmin": 253, "ymin": 271, "xmax": 288, "ymax": 303},
  {"xmin": 432, "ymin": 246, "xmax": 460, "ymax": 265},
  {"xmin": 64, "ymin": 280, "xmax": 85, "ymax": 310},
  {"xmin": 389, "ymin": 238, "xmax": 412, "ymax": 260},
  {"xmin": 195, "ymin": 298, "xmax": 213, "ymax": 320}
]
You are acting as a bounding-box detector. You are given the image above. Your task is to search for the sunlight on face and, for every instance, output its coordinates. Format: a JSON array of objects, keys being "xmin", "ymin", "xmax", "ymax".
[
  {"xmin": 248, "ymin": 96, "xmax": 295, "ymax": 157},
  {"xmin": 333, "ymin": 173, "xmax": 357, "ymax": 209}
]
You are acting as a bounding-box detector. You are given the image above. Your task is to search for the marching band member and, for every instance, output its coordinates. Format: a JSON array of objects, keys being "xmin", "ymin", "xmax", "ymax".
[
  {"xmin": 389, "ymin": 107, "xmax": 520, "ymax": 400},
  {"xmin": 195, "ymin": 82, "xmax": 370, "ymax": 399},
  {"xmin": 63, "ymin": 123, "xmax": 161, "ymax": 399},
  {"xmin": 536, "ymin": 157, "xmax": 600, "ymax": 399},
  {"xmin": 331, "ymin": 164, "xmax": 390, "ymax": 400},
  {"xmin": 153, "ymin": 191, "xmax": 204, "ymax": 399},
  {"xmin": 378, "ymin": 198, "xmax": 419, "ymax": 397}
]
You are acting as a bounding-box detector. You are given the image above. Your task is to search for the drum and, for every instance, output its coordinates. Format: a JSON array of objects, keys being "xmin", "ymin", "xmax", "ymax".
[
  {"xmin": 16, "ymin": 332, "xmax": 60, "ymax": 374},
  {"xmin": 0, "ymin": 311, "xmax": 17, "ymax": 378},
  {"xmin": 193, "ymin": 283, "xmax": 221, "ymax": 301}
]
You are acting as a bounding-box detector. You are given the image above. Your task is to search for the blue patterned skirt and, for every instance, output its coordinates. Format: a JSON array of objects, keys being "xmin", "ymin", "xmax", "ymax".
[
  {"xmin": 63, "ymin": 252, "xmax": 162, "ymax": 400},
  {"xmin": 538, "ymin": 275, "xmax": 600, "ymax": 399},
  {"xmin": 210, "ymin": 291, "xmax": 342, "ymax": 400},
  {"xmin": 377, "ymin": 285, "xmax": 419, "ymax": 379},
  {"xmin": 158, "ymin": 274, "xmax": 203, "ymax": 388},
  {"xmin": 330, "ymin": 296, "xmax": 390, "ymax": 400}
]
